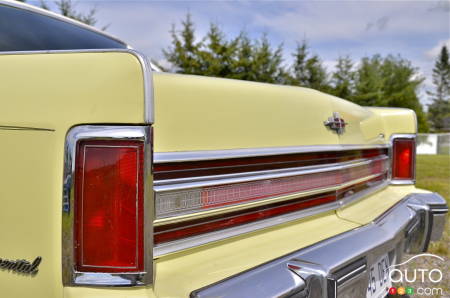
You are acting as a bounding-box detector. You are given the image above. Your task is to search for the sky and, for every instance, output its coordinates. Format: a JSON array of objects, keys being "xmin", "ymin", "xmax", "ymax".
[{"xmin": 32, "ymin": 0, "xmax": 450, "ymax": 106}]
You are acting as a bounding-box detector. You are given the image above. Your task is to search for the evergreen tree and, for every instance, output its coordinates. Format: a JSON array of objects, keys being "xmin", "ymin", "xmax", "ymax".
[
  {"xmin": 291, "ymin": 41, "xmax": 309, "ymax": 86},
  {"xmin": 331, "ymin": 56, "xmax": 355, "ymax": 100},
  {"xmin": 353, "ymin": 55, "xmax": 428, "ymax": 132},
  {"xmin": 197, "ymin": 23, "xmax": 237, "ymax": 77},
  {"xmin": 290, "ymin": 40, "xmax": 329, "ymax": 92},
  {"xmin": 230, "ymin": 32, "xmax": 254, "ymax": 81},
  {"xmin": 353, "ymin": 55, "xmax": 384, "ymax": 106},
  {"xmin": 251, "ymin": 34, "xmax": 285, "ymax": 84},
  {"xmin": 428, "ymin": 46, "xmax": 450, "ymax": 131},
  {"xmin": 163, "ymin": 15, "xmax": 286, "ymax": 83},
  {"xmin": 163, "ymin": 14, "xmax": 203, "ymax": 74}
]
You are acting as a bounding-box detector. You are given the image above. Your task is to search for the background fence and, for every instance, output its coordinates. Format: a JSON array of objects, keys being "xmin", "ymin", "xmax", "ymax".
[{"xmin": 417, "ymin": 133, "xmax": 450, "ymax": 155}]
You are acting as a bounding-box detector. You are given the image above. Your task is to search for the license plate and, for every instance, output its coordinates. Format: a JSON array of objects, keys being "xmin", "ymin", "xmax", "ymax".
[{"xmin": 367, "ymin": 253, "xmax": 391, "ymax": 298}]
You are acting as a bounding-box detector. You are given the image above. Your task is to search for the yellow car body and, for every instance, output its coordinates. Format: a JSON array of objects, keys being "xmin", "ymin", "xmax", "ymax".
[{"xmin": 0, "ymin": 1, "xmax": 446, "ymax": 298}]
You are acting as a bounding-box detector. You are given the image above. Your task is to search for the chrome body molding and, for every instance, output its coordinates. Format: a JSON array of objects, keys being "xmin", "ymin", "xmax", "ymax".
[
  {"xmin": 191, "ymin": 192, "xmax": 448, "ymax": 298},
  {"xmin": 0, "ymin": 48, "xmax": 154, "ymax": 124},
  {"xmin": 154, "ymin": 201, "xmax": 340, "ymax": 257},
  {"xmin": 153, "ymin": 180, "xmax": 388, "ymax": 257},
  {"xmin": 154, "ymin": 144, "xmax": 389, "ymax": 163},
  {"xmin": 154, "ymin": 177, "xmax": 388, "ymax": 227},
  {"xmin": 0, "ymin": 125, "xmax": 54, "ymax": 132},
  {"xmin": 62, "ymin": 125, "xmax": 153, "ymax": 286},
  {"xmin": 154, "ymin": 156, "xmax": 388, "ymax": 192},
  {"xmin": 154, "ymin": 146, "xmax": 390, "ymax": 255},
  {"xmin": 389, "ymin": 133, "xmax": 416, "ymax": 185}
]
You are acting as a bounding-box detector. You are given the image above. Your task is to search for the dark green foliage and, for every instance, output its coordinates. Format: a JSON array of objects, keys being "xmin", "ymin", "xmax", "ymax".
[
  {"xmin": 352, "ymin": 55, "xmax": 428, "ymax": 132},
  {"xmin": 428, "ymin": 46, "xmax": 450, "ymax": 131},
  {"xmin": 285, "ymin": 40, "xmax": 329, "ymax": 91},
  {"xmin": 163, "ymin": 15, "xmax": 286, "ymax": 84},
  {"xmin": 331, "ymin": 56, "xmax": 355, "ymax": 100},
  {"xmin": 163, "ymin": 15, "xmax": 430, "ymax": 130}
]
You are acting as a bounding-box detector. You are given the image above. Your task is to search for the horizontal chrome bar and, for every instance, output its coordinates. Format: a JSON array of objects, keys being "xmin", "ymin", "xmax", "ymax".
[
  {"xmin": 154, "ymin": 156, "xmax": 383, "ymax": 187},
  {"xmin": 154, "ymin": 144, "xmax": 388, "ymax": 163},
  {"xmin": 154, "ymin": 173, "xmax": 387, "ymax": 226},
  {"xmin": 154, "ymin": 200, "xmax": 340, "ymax": 257},
  {"xmin": 153, "ymin": 177, "xmax": 389, "ymax": 256},
  {"xmin": 154, "ymin": 156, "xmax": 388, "ymax": 192}
]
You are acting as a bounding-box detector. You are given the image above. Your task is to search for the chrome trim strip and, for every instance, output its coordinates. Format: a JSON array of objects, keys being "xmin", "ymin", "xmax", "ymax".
[
  {"xmin": 154, "ymin": 157, "xmax": 381, "ymax": 186},
  {"xmin": 154, "ymin": 173, "xmax": 387, "ymax": 226},
  {"xmin": 155, "ymin": 156, "xmax": 388, "ymax": 192},
  {"xmin": 0, "ymin": 49, "xmax": 154, "ymax": 124},
  {"xmin": 62, "ymin": 125, "xmax": 153, "ymax": 286},
  {"xmin": 154, "ymin": 177, "xmax": 388, "ymax": 256},
  {"xmin": 389, "ymin": 133, "xmax": 416, "ymax": 185},
  {"xmin": 0, "ymin": 125, "xmax": 54, "ymax": 131},
  {"xmin": 154, "ymin": 200, "xmax": 340, "ymax": 257},
  {"xmin": 336, "ymin": 264, "xmax": 367, "ymax": 284},
  {"xmin": 0, "ymin": 0, "xmax": 128, "ymax": 47},
  {"xmin": 154, "ymin": 144, "xmax": 389, "ymax": 163}
]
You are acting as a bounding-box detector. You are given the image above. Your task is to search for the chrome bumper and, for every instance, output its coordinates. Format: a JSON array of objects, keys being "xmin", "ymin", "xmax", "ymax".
[{"xmin": 191, "ymin": 193, "xmax": 448, "ymax": 298}]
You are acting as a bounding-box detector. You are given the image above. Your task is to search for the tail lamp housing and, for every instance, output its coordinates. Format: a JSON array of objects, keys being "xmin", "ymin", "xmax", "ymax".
[
  {"xmin": 390, "ymin": 134, "xmax": 416, "ymax": 184},
  {"xmin": 62, "ymin": 126, "xmax": 153, "ymax": 286}
]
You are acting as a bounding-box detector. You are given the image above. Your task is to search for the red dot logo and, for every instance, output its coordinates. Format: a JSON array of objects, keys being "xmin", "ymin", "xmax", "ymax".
[{"xmin": 389, "ymin": 287, "xmax": 397, "ymax": 295}]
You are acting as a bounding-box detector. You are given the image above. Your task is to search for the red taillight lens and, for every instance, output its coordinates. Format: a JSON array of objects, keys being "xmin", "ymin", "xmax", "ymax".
[
  {"xmin": 74, "ymin": 140, "xmax": 144, "ymax": 272},
  {"xmin": 392, "ymin": 138, "xmax": 415, "ymax": 181}
]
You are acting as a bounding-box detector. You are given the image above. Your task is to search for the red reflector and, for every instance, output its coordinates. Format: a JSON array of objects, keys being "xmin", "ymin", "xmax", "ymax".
[
  {"xmin": 75, "ymin": 140, "xmax": 144, "ymax": 272},
  {"xmin": 392, "ymin": 138, "xmax": 415, "ymax": 180}
]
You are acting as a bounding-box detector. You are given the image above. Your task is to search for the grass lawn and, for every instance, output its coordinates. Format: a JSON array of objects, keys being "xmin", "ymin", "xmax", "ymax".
[{"xmin": 416, "ymin": 155, "xmax": 450, "ymax": 257}]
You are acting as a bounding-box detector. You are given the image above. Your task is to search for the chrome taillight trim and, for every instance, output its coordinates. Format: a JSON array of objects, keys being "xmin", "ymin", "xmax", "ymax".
[
  {"xmin": 62, "ymin": 125, "xmax": 153, "ymax": 287},
  {"xmin": 153, "ymin": 146, "xmax": 391, "ymax": 255},
  {"xmin": 389, "ymin": 134, "xmax": 416, "ymax": 185},
  {"xmin": 154, "ymin": 199, "xmax": 340, "ymax": 257},
  {"xmin": 154, "ymin": 144, "xmax": 389, "ymax": 163},
  {"xmin": 154, "ymin": 156, "xmax": 388, "ymax": 192}
]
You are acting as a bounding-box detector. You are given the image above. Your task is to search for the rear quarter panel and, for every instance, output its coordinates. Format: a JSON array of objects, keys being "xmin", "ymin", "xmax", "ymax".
[{"xmin": 0, "ymin": 51, "xmax": 145, "ymax": 298}]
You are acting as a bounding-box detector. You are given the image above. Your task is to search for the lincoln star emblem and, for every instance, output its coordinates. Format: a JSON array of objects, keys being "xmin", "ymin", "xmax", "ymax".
[{"xmin": 324, "ymin": 112, "xmax": 348, "ymax": 135}]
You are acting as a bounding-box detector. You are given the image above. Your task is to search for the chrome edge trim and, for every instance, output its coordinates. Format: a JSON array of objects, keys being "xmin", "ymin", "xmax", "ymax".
[
  {"xmin": 154, "ymin": 173, "xmax": 387, "ymax": 226},
  {"xmin": 389, "ymin": 133, "xmax": 416, "ymax": 185},
  {"xmin": 0, "ymin": 49, "xmax": 154, "ymax": 124},
  {"xmin": 0, "ymin": 125, "xmax": 54, "ymax": 131},
  {"xmin": 62, "ymin": 125, "xmax": 153, "ymax": 286},
  {"xmin": 191, "ymin": 192, "xmax": 448, "ymax": 298},
  {"xmin": 154, "ymin": 144, "xmax": 389, "ymax": 163},
  {"xmin": 154, "ymin": 179, "xmax": 387, "ymax": 257},
  {"xmin": 0, "ymin": 0, "xmax": 128, "ymax": 47},
  {"xmin": 154, "ymin": 156, "xmax": 388, "ymax": 192},
  {"xmin": 154, "ymin": 200, "xmax": 340, "ymax": 257}
]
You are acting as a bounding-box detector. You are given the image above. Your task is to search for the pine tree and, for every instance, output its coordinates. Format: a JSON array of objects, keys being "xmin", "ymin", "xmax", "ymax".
[
  {"xmin": 291, "ymin": 41, "xmax": 309, "ymax": 86},
  {"xmin": 353, "ymin": 55, "xmax": 384, "ymax": 106},
  {"xmin": 353, "ymin": 55, "xmax": 429, "ymax": 132},
  {"xmin": 163, "ymin": 14, "xmax": 203, "ymax": 74},
  {"xmin": 290, "ymin": 40, "xmax": 329, "ymax": 92},
  {"xmin": 428, "ymin": 46, "xmax": 450, "ymax": 131},
  {"xmin": 331, "ymin": 56, "xmax": 355, "ymax": 100},
  {"xmin": 251, "ymin": 34, "xmax": 285, "ymax": 84},
  {"xmin": 230, "ymin": 32, "xmax": 254, "ymax": 81}
]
